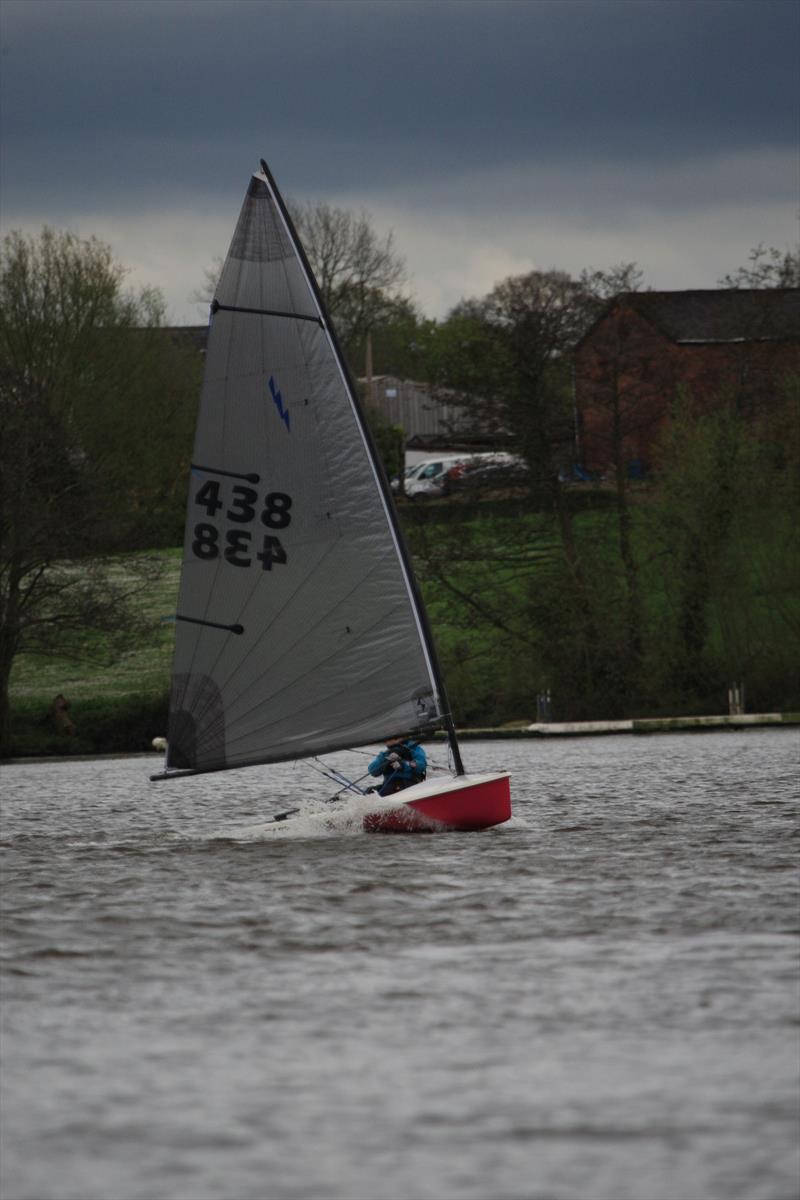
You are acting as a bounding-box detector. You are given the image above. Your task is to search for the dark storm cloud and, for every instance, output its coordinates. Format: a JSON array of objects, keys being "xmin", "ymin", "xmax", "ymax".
[
  {"xmin": 2, "ymin": 0, "xmax": 798, "ymax": 212},
  {"xmin": 2, "ymin": 0, "xmax": 796, "ymax": 320}
]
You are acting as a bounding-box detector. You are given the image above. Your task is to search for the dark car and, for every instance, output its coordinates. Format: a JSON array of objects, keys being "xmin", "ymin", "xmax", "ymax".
[{"xmin": 445, "ymin": 453, "xmax": 529, "ymax": 493}]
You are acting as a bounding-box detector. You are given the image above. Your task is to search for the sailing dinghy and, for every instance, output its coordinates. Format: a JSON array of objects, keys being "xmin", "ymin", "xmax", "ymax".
[{"xmin": 152, "ymin": 160, "xmax": 511, "ymax": 833}]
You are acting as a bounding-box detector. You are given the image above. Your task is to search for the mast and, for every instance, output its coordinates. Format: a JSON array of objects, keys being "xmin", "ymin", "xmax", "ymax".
[{"xmin": 258, "ymin": 159, "xmax": 465, "ymax": 776}]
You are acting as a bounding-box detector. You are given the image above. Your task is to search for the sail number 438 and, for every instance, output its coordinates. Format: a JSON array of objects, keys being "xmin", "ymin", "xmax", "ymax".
[{"xmin": 191, "ymin": 481, "xmax": 292, "ymax": 570}]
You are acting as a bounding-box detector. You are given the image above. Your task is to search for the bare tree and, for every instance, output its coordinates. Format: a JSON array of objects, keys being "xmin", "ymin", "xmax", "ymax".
[
  {"xmin": 579, "ymin": 261, "xmax": 645, "ymax": 305},
  {"xmin": 194, "ymin": 202, "xmax": 407, "ymax": 348},
  {"xmin": 292, "ymin": 200, "xmax": 406, "ymax": 342},
  {"xmin": 191, "ymin": 255, "xmax": 225, "ymax": 311},
  {"xmin": 719, "ymin": 242, "xmax": 800, "ymax": 289}
]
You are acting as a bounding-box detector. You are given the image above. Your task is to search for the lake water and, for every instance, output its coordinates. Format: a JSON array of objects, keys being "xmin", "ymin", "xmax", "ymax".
[{"xmin": 1, "ymin": 730, "xmax": 798, "ymax": 1200}]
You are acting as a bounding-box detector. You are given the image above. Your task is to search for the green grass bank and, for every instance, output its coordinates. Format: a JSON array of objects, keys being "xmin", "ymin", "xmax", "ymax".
[{"xmin": 7, "ymin": 490, "xmax": 800, "ymax": 758}]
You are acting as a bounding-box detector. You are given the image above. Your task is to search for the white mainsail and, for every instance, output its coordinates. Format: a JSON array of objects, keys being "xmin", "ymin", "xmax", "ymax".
[{"xmin": 165, "ymin": 163, "xmax": 447, "ymax": 773}]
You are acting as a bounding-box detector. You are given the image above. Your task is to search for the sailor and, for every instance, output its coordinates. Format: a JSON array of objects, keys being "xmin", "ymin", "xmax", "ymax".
[{"xmin": 367, "ymin": 735, "xmax": 427, "ymax": 796}]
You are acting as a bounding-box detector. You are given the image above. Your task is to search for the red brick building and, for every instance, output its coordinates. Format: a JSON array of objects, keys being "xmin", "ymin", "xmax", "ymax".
[{"xmin": 574, "ymin": 289, "xmax": 800, "ymax": 475}]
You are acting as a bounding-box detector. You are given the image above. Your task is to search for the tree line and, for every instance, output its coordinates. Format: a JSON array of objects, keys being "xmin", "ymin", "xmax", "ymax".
[
  {"xmin": 402, "ymin": 383, "xmax": 798, "ymax": 726},
  {"xmin": 1, "ymin": 217, "xmax": 798, "ymax": 753}
]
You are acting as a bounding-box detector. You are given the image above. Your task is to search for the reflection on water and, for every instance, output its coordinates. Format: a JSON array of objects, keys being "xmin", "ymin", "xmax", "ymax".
[{"xmin": 1, "ymin": 730, "xmax": 798, "ymax": 1200}]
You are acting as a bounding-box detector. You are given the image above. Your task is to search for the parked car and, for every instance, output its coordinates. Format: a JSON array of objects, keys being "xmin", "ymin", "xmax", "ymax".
[
  {"xmin": 396, "ymin": 456, "xmax": 465, "ymax": 499},
  {"xmin": 444, "ymin": 452, "xmax": 529, "ymax": 493},
  {"xmin": 390, "ymin": 463, "xmax": 422, "ymax": 494}
]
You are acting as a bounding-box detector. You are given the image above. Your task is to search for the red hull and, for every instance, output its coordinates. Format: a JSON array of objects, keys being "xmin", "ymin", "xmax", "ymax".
[{"xmin": 363, "ymin": 773, "xmax": 511, "ymax": 833}]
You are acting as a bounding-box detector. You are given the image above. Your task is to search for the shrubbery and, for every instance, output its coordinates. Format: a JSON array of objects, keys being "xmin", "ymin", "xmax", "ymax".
[{"xmin": 10, "ymin": 693, "xmax": 169, "ymax": 759}]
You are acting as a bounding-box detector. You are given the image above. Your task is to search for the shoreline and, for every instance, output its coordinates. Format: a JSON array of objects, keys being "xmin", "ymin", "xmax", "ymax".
[
  {"xmin": 444, "ymin": 712, "xmax": 799, "ymax": 739},
  {"xmin": 5, "ymin": 712, "xmax": 798, "ymax": 765}
]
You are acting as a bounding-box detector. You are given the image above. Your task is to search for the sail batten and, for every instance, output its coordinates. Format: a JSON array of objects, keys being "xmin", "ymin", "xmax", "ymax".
[
  {"xmin": 212, "ymin": 300, "xmax": 323, "ymax": 326},
  {"xmin": 165, "ymin": 161, "xmax": 449, "ymax": 775}
]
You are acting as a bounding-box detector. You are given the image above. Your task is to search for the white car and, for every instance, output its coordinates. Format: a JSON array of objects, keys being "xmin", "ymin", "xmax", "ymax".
[{"xmin": 402, "ymin": 456, "xmax": 465, "ymax": 498}]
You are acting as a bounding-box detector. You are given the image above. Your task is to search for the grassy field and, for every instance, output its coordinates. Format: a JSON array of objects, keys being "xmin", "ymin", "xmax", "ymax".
[
  {"xmin": 7, "ymin": 503, "xmax": 555, "ymax": 755},
  {"xmin": 8, "ymin": 491, "xmax": 799, "ymax": 756},
  {"xmin": 10, "ymin": 549, "xmax": 183, "ymax": 705},
  {"xmin": 9, "ymin": 549, "xmax": 182, "ymax": 756}
]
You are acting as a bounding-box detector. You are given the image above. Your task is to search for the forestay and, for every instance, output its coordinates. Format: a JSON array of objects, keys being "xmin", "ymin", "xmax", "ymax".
[{"xmin": 166, "ymin": 164, "xmax": 445, "ymax": 774}]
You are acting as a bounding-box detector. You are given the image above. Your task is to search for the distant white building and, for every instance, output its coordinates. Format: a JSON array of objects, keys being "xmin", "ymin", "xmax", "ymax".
[{"xmin": 361, "ymin": 375, "xmax": 503, "ymax": 450}]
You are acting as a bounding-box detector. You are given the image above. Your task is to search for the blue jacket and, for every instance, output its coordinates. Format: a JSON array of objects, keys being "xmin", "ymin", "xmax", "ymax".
[{"xmin": 368, "ymin": 740, "xmax": 427, "ymax": 788}]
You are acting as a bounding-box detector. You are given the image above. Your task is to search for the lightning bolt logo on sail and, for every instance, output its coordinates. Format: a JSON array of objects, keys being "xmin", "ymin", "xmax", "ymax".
[{"xmin": 268, "ymin": 375, "xmax": 290, "ymax": 432}]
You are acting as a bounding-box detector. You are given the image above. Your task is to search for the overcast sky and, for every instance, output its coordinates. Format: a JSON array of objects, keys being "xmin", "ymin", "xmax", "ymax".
[{"xmin": 1, "ymin": 0, "xmax": 798, "ymax": 323}]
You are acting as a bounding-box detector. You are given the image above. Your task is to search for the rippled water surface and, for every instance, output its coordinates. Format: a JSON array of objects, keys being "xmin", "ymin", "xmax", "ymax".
[{"xmin": 1, "ymin": 731, "xmax": 798, "ymax": 1200}]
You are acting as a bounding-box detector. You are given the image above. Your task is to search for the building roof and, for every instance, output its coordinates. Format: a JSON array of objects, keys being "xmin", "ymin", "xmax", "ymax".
[
  {"xmin": 582, "ymin": 288, "xmax": 800, "ymax": 347},
  {"xmin": 165, "ymin": 325, "xmax": 208, "ymax": 352}
]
